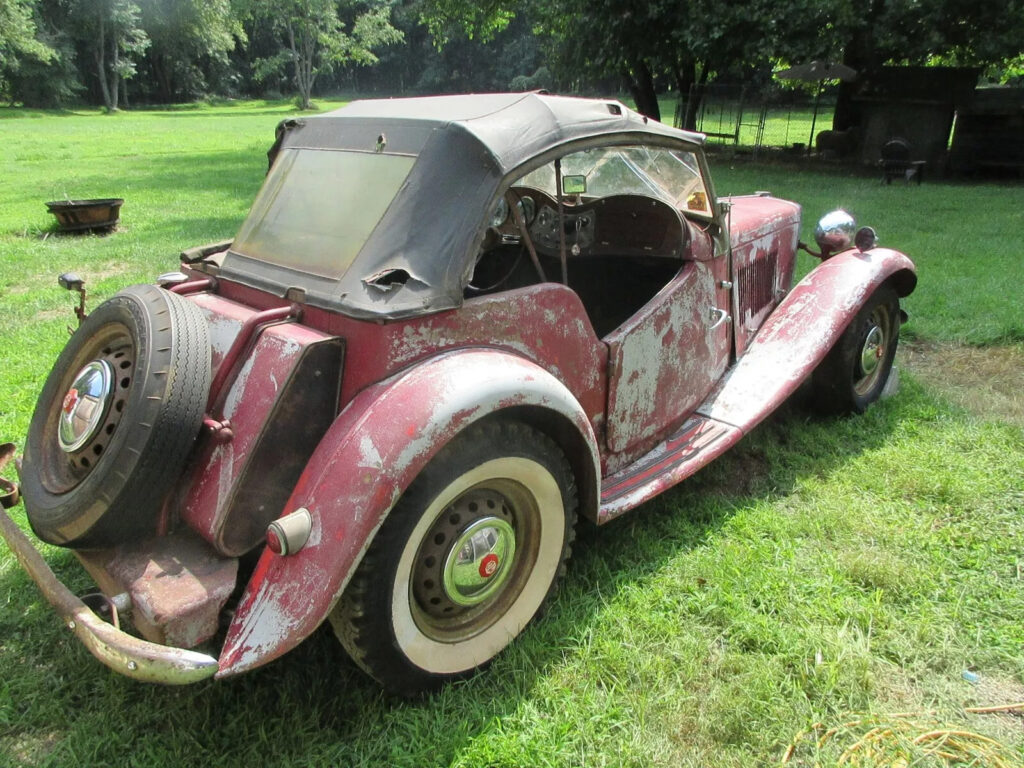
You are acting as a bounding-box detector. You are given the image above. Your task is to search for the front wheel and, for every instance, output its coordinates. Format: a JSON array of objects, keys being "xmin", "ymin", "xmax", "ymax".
[
  {"xmin": 812, "ymin": 284, "xmax": 901, "ymax": 414},
  {"xmin": 331, "ymin": 420, "xmax": 577, "ymax": 695}
]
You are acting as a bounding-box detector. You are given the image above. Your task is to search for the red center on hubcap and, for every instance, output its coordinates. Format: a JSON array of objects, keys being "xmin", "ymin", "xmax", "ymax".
[
  {"xmin": 479, "ymin": 553, "xmax": 499, "ymax": 578},
  {"xmin": 62, "ymin": 389, "xmax": 79, "ymax": 415}
]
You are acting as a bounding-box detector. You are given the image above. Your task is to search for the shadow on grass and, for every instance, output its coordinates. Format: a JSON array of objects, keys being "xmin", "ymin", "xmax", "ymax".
[{"xmin": 0, "ymin": 385, "xmax": 913, "ymax": 767}]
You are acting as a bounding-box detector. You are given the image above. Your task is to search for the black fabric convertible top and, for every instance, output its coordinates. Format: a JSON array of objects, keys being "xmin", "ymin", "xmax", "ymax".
[{"xmin": 220, "ymin": 93, "xmax": 706, "ymax": 319}]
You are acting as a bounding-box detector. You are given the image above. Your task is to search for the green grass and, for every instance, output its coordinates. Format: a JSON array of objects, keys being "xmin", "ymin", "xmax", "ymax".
[
  {"xmin": 1, "ymin": 101, "xmax": 1023, "ymax": 767},
  {"xmin": 654, "ymin": 95, "xmax": 826, "ymax": 149},
  {"xmin": 710, "ymin": 161, "xmax": 1024, "ymax": 345}
]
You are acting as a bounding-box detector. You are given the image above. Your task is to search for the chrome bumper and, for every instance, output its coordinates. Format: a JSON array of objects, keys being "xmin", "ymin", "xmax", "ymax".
[{"xmin": 0, "ymin": 508, "xmax": 219, "ymax": 685}]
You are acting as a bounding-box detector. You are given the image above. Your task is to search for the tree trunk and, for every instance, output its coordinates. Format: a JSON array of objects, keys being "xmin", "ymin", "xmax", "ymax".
[
  {"xmin": 109, "ymin": 33, "xmax": 120, "ymax": 112},
  {"xmin": 95, "ymin": 15, "xmax": 114, "ymax": 111},
  {"xmin": 625, "ymin": 59, "xmax": 660, "ymax": 121},
  {"xmin": 686, "ymin": 67, "xmax": 710, "ymax": 132},
  {"xmin": 834, "ymin": 0, "xmax": 887, "ymax": 130},
  {"xmin": 288, "ymin": 22, "xmax": 313, "ymax": 110},
  {"xmin": 152, "ymin": 55, "xmax": 174, "ymax": 103}
]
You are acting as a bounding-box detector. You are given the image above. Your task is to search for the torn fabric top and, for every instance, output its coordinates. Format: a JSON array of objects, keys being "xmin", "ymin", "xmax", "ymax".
[{"xmin": 220, "ymin": 93, "xmax": 706, "ymax": 320}]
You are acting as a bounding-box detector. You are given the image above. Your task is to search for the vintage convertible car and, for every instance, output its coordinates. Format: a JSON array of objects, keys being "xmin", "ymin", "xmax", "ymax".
[{"xmin": 0, "ymin": 93, "xmax": 916, "ymax": 695}]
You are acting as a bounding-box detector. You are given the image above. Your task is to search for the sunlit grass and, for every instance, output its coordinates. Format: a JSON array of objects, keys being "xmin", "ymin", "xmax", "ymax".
[{"xmin": 0, "ymin": 100, "xmax": 1022, "ymax": 767}]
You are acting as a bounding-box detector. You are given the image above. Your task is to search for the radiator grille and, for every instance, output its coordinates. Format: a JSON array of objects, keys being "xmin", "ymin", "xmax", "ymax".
[{"xmin": 737, "ymin": 250, "xmax": 777, "ymax": 320}]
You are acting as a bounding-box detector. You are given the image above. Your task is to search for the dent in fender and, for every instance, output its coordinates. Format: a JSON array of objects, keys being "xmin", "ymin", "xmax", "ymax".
[{"xmin": 215, "ymin": 348, "xmax": 599, "ymax": 676}]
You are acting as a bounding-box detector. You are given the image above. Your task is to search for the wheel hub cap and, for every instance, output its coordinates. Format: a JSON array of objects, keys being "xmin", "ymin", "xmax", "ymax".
[
  {"xmin": 860, "ymin": 324, "xmax": 884, "ymax": 376},
  {"xmin": 58, "ymin": 361, "xmax": 115, "ymax": 453},
  {"xmin": 443, "ymin": 516, "xmax": 516, "ymax": 607}
]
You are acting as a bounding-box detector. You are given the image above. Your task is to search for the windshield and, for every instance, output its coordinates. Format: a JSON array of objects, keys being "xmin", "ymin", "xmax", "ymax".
[
  {"xmin": 519, "ymin": 145, "xmax": 712, "ymax": 216},
  {"xmin": 232, "ymin": 148, "xmax": 415, "ymax": 279}
]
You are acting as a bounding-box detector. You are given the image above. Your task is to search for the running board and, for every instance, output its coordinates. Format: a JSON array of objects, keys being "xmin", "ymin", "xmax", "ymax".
[{"xmin": 599, "ymin": 415, "xmax": 742, "ymax": 522}]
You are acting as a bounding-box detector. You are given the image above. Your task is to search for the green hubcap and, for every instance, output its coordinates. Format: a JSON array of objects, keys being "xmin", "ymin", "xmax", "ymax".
[{"xmin": 442, "ymin": 516, "xmax": 516, "ymax": 607}]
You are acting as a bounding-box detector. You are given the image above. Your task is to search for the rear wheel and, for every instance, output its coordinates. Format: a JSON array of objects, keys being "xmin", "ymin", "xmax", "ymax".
[
  {"xmin": 813, "ymin": 285, "xmax": 900, "ymax": 414},
  {"xmin": 331, "ymin": 420, "xmax": 577, "ymax": 695},
  {"xmin": 22, "ymin": 284, "xmax": 210, "ymax": 547}
]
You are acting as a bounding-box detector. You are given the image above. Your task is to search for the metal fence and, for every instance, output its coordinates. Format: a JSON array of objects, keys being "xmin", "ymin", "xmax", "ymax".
[{"xmin": 680, "ymin": 84, "xmax": 836, "ymax": 154}]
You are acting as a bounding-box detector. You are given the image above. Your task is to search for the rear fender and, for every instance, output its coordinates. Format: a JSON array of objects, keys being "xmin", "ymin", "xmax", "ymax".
[
  {"xmin": 216, "ymin": 348, "xmax": 599, "ymax": 677},
  {"xmin": 697, "ymin": 247, "xmax": 916, "ymax": 429}
]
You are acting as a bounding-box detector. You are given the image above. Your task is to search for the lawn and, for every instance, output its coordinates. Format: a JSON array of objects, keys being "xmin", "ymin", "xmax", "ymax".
[{"xmin": 1, "ymin": 100, "xmax": 1022, "ymax": 768}]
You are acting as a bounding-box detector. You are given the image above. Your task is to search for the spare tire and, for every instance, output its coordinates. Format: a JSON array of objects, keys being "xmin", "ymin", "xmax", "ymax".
[{"xmin": 22, "ymin": 284, "xmax": 211, "ymax": 548}]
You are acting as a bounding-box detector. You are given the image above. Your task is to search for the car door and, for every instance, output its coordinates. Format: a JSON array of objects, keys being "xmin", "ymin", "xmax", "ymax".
[{"xmin": 603, "ymin": 229, "xmax": 731, "ymax": 453}]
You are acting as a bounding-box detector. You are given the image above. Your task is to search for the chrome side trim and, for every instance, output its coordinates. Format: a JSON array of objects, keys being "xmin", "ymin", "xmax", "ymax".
[{"xmin": 0, "ymin": 509, "xmax": 218, "ymax": 685}]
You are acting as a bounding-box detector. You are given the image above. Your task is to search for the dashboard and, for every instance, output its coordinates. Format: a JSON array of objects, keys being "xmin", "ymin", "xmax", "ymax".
[{"xmin": 488, "ymin": 187, "xmax": 688, "ymax": 260}]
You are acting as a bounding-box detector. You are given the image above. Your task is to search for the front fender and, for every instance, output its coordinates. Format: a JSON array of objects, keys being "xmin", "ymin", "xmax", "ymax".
[
  {"xmin": 216, "ymin": 347, "xmax": 599, "ymax": 677},
  {"xmin": 697, "ymin": 247, "xmax": 916, "ymax": 429}
]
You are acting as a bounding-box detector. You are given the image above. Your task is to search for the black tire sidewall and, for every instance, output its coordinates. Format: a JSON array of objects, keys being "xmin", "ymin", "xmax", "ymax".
[
  {"xmin": 814, "ymin": 284, "xmax": 900, "ymax": 415},
  {"xmin": 22, "ymin": 285, "xmax": 210, "ymax": 547}
]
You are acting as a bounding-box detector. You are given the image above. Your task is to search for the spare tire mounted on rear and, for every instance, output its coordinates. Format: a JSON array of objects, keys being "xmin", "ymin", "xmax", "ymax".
[{"xmin": 22, "ymin": 284, "xmax": 211, "ymax": 548}]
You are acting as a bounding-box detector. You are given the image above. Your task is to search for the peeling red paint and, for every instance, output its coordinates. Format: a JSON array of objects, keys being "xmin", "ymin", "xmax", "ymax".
[{"xmin": 217, "ymin": 349, "xmax": 600, "ymax": 676}]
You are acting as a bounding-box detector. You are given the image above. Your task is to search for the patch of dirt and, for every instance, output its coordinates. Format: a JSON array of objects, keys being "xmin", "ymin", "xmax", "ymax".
[
  {"xmin": 900, "ymin": 341, "xmax": 1024, "ymax": 427},
  {"xmin": 700, "ymin": 446, "xmax": 770, "ymax": 498},
  {"xmin": 869, "ymin": 666, "xmax": 1024, "ymax": 754},
  {"xmin": 1, "ymin": 731, "xmax": 62, "ymax": 766},
  {"xmin": 90, "ymin": 260, "xmax": 132, "ymax": 282},
  {"xmin": 963, "ymin": 675, "xmax": 1024, "ymax": 751}
]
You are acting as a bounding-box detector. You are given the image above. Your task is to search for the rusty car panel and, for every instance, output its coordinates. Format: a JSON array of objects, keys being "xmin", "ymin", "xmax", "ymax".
[
  {"xmin": 725, "ymin": 195, "xmax": 801, "ymax": 357},
  {"xmin": 326, "ymin": 282, "xmax": 609, "ymax": 426},
  {"xmin": 216, "ymin": 348, "xmax": 600, "ymax": 676},
  {"xmin": 75, "ymin": 529, "xmax": 237, "ymax": 648},
  {"xmin": 605, "ymin": 259, "xmax": 729, "ymax": 453},
  {"xmin": 180, "ymin": 297, "xmax": 343, "ymax": 556}
]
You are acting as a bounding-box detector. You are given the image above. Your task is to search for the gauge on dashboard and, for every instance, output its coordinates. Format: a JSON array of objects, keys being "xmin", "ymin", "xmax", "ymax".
[
  {"xmin": 490, "ymin": 197, "xmax": 509, "ymax": 228},
  {"xmin": 517, "ymin": 195, "xmax": 536, "ymax": 225}
]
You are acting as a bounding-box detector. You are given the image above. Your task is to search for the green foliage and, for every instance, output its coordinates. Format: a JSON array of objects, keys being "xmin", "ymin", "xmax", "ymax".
[
  {"xmin": 0, "ymin": 0, "xmax": 53, "ymax": 69},
  {"xmin": 0, "ymin": 0, "xmax": 56, "ymax": 103},
  {"xmin": 66, "ymin": 0, "xmax": 150, "ymax": 111},
  {"xmin": 138, "ymin": 0, "xmax": 244, "ymax": 102},
  {"xmin": 249, "ymin": 0, "xmax": 401, "ymax": 109},
  {"xmin": 1, "ymin": 13, "xmax": 79, "ymax": 108},
  {"xmin": 417, "ymin": 0, "xmax": 515, "ymax": 45}
]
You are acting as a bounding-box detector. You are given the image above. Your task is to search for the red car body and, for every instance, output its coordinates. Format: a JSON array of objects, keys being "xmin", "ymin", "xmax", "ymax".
[{"xmin": 1, "ymin": 93, "xmax": 916, "ymax": 692}]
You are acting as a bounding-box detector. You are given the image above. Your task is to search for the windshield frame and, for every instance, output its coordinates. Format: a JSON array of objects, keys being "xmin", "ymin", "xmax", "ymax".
[{"xmin": 514, "ymin": 143, "xmax": 714, "ymax": 218}]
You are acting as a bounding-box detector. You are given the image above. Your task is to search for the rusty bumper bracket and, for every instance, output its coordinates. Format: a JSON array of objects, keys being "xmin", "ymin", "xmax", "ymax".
[{"xmin": 0, "ymin": 508, "xmax": 219, "ymax": 685}]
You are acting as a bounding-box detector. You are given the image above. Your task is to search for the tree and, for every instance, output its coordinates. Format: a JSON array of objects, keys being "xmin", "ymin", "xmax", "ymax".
[
  {"xmin": 250, "ymin": 0, "xmax": 402, "ymax": 109},
  {"xmin": 68, "ymin": 0, "xmax": 149, "ymax": 111},
  {"xmin": 419, "ymin": 0, "xmax": 824, "ymax": 124},
  {"xmin": 418, "ymin": 0, "xmax": 1024, "ymax": 128},
  {"xmin": 0, "ymin": 0, "xmax": 52, "ymax": 67},
  {"xmin": 828, "ymin": 0, "xmax": 1024, "ymax": 129},
  {"xmin": 0, "ymin": 0, "xmax": 55, "ymax": 101},
  {"xmin": 138, "ymin": 0, "xmax": 243, "ymax": 103}
]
